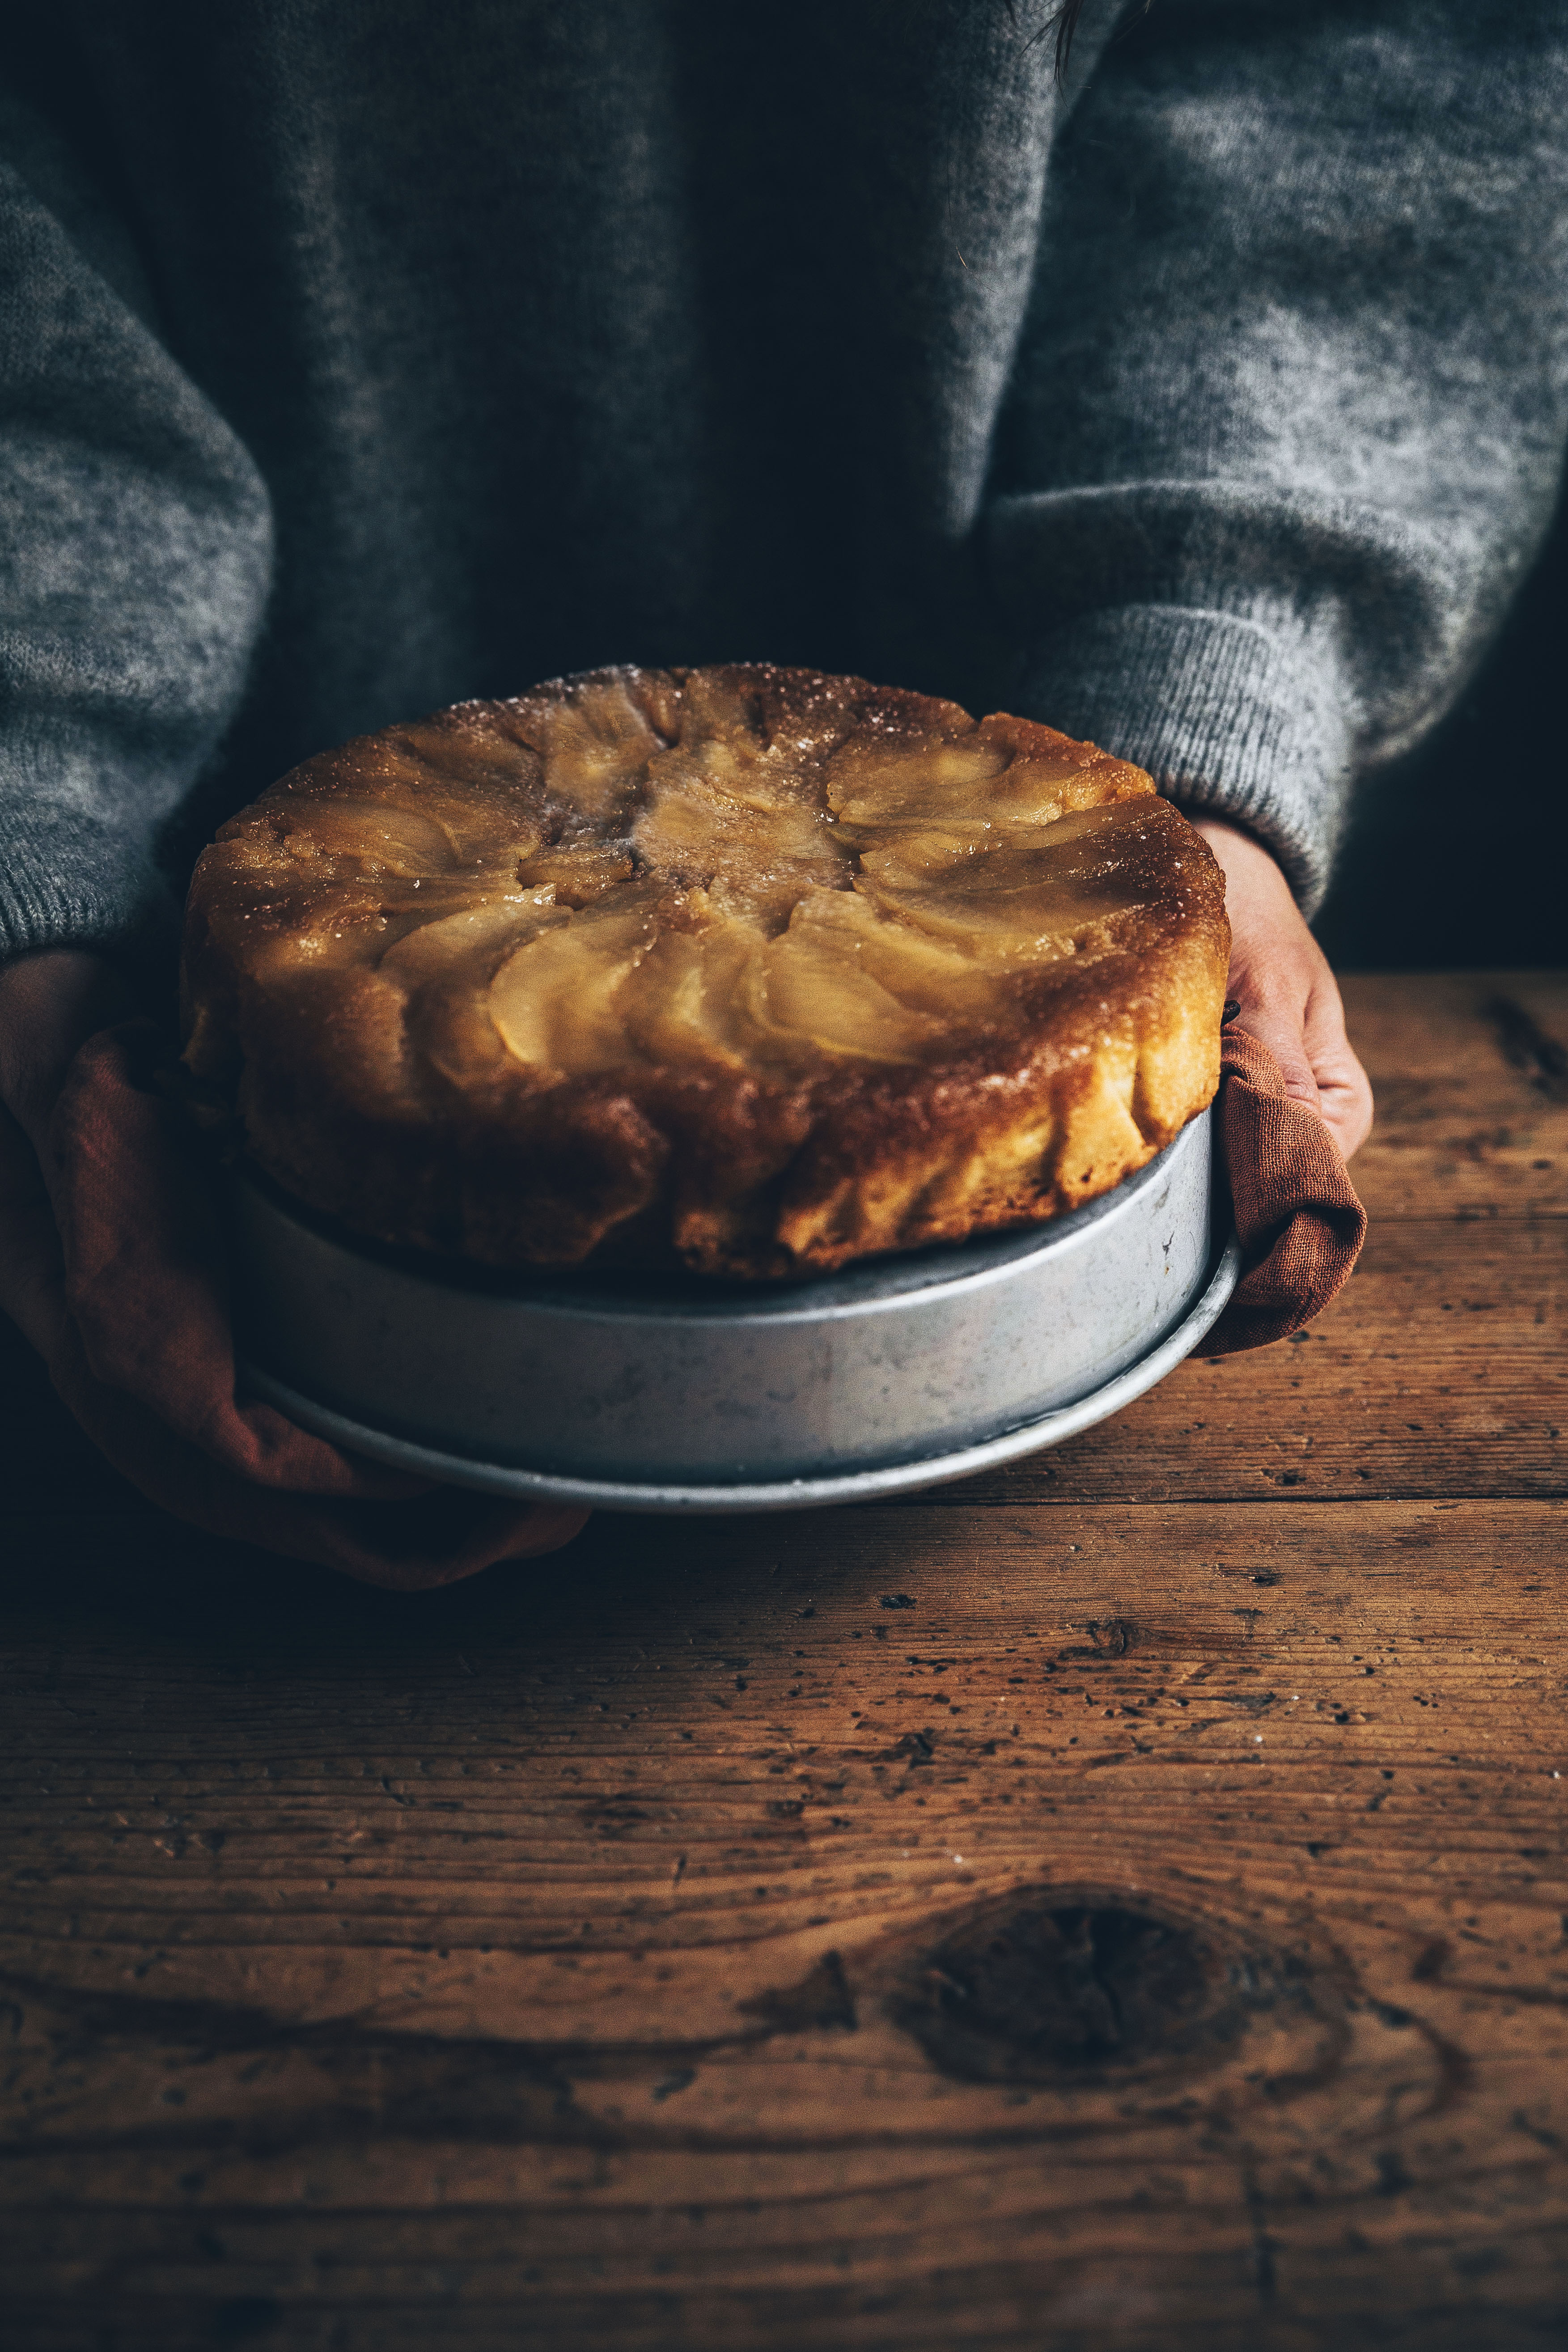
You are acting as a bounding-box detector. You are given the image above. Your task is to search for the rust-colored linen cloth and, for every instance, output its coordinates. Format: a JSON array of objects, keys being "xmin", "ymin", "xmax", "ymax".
[
  {"xmin": 43, "ymin": 1020, "xmax": 588, "ymax": 1586},
  {"xmin": 1195, "ymin": 1024, "xmax": 1367, "ymax": 1356}
]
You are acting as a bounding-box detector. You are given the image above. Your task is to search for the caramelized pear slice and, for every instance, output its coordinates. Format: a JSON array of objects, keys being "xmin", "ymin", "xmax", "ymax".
[
  {"xmin": 826, "ymin": 730, "xmax": 1011, "ymax": 830},
  {"xmin": 265, "ymin": 797, "xmax": 470, "ymax": 877},
  {"xmin": 378, "ymin": 890, "xmax": 562, "ymax": 986},
  {"xmin": 644, "ymin": 700, "xmax": 815, "ymax": 818},
  {"xmin": 735, "ymin": 890, "xmax": 947, "ymax": 1066},
  {"xmin": 382, "ymin": 712, "xmax": 542, "ymax": 795},
  {"xmin": 861, "ymin": 801, "xmax": 1175, "ymax": 962},
  {"xmin": 806, "ymin": 888, "xmax": 1011, "ymax": 1021},
  {"xmin": 517, "ymin": 842, "xmax": 636, "ymax": 906},
  {"xmin": 972, "ymin": 711, "xmax": 1152, "ymax": 809},
  {"xmin": 395, "ymin": 901, "xmax": 569, "ymax": 1087},
  {"xmin": 827, "ymin": 711, "xmax": 1150, "ymax": 840},
  {"xmin": 851, "ymin": 822, "xmax": 1002, "ymax": 883},
  {"xmin": 490, "ymin": 897, "xmax": 661, "ymax": 1075},
  {"xmin": 619, "ymin": 908, "xmax": 764, "ymax": 1071},
  {"xmin": 536, "ymin": 676, "xmax": 666, "ymax": 825}
]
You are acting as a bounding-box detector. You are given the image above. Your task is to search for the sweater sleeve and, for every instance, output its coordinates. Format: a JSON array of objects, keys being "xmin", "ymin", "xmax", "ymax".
[
  {"xmin": 986, "ymin": 0, "xmax": 1568, "ymax": 911},
  {"xmin": 0, "ymin": 78, "xmax": 272, "ymax": 969}
]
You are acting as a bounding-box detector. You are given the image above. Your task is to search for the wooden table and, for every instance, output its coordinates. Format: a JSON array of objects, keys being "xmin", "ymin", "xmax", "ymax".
[{"xmin": 2, "ymin": 972, "xmax": 1564, "ymax": 2352}]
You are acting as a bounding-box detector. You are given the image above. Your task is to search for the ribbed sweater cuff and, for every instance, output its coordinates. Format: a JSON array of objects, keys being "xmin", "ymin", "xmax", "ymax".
[
  {"xmin": 1014, "ymin": 604, "xmax": 1355, "ymax": 916},
  {"xmin": 0, "ymin": 798, "xmax": 181, "ymax": 974}
]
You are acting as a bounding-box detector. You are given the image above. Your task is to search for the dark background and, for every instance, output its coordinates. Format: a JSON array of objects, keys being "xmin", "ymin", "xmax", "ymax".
[{"xmin": 1314, "ymin": 487, "xmax": 1566, "ymax": 972}]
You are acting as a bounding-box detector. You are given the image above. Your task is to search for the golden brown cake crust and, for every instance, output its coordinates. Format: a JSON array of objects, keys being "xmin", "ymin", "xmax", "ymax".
[{"xmin": 181, "ymin": 665, "xmax": 1229, "ymax": 1278}]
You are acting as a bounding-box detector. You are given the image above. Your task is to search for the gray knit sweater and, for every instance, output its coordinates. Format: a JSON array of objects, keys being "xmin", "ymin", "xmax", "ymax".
[{"xmin": 3, "ymin": 1, "xmax": 1566, "ymax": 966}]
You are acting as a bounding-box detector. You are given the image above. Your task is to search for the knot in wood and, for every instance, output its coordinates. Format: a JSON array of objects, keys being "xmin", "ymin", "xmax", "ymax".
[{"xmin": 893, "ymin": 1898, "xmax": 1224, "ymax": 2083}]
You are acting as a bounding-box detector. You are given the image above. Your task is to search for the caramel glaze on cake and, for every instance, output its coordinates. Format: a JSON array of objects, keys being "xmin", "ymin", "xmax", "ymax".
[{"xmin": 181, "ymin": 665, "xmax": 1229, "ymax": 1280}]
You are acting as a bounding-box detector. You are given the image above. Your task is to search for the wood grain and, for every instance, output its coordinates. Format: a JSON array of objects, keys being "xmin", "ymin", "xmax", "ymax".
[
  {"xmin": 1, "ymin": 972, "xmax": 1566, "ymax": 2349},
  {"xmin": 1342, "ymin": 971, "xmax": 1568, "ymax": 1222}
]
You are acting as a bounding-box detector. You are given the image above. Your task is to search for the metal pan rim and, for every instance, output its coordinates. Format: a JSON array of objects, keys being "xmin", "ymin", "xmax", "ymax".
[{"xmin": 239, "ymin": 1229, "xmax": 1241, "ymax": 1515}]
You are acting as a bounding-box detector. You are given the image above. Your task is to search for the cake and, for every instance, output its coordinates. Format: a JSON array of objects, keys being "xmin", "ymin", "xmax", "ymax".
[{"xmin": 181, "ymin": 664, "xmax": 1229, "ymax": 1279}]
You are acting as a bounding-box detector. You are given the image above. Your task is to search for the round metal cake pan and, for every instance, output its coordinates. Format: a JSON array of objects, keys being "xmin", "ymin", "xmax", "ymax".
[{"xmin": 228, "ymin": 1106, "xmax": 1238, "ymax": 1512}]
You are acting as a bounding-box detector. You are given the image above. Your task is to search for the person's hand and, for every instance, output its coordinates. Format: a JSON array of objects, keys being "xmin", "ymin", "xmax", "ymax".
[
  {"xmin": 0, "ymin": 949, "xmax": 133, "ymax": 1358},
  {"xmin": 0, "ymin": 947, "xmax": 588, "ymax": 1582},
  {"xmin": 1191, "ymin": 818, "xmax": 1373, "ymax": 1161}
]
